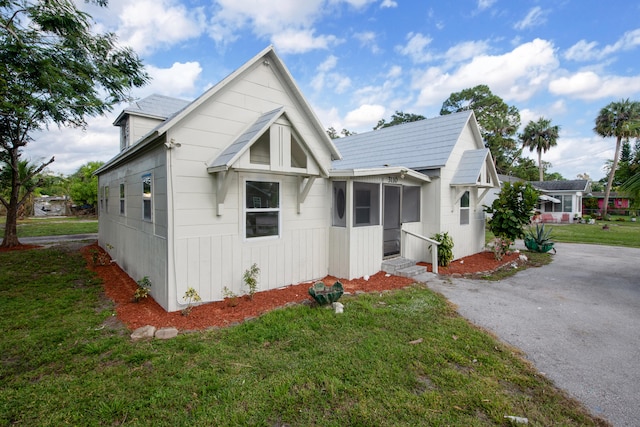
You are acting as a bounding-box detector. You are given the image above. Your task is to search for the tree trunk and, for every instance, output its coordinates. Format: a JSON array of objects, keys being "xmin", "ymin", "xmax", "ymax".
[
  {"xmin": 602, "ymin": 136, "xmax": 622, "ymax": 218},
  {"xmin": 538, "ymin": 151, "xmax": 544, "ymax": 181},
  {"xmin": 1, "ymin": 151, "xmax": 23, "ymax": 248}
]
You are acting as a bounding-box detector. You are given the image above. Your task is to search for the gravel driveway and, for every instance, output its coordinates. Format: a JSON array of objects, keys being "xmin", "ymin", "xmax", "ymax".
[{"xmin": 421, "ymin": 242, "xmax": 640, "ymax": 427}]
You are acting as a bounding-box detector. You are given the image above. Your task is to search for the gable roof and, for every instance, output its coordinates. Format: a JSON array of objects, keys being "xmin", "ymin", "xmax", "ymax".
[
  {"xmin": 113, "ymin": 94, "xmax": 190, "ymax": 125},
  {"xmin": 529, "ymin": 180, "xmax": 590, "ymax": 192},
  {"xmin": 207, "ymin": 107, "xmax": 329, "ymax": 176},
  {"xmin": 96, "ymin": 46, "xmax": 341, "ymax": 175},
  {"xmin": 450, "ymin": 148, "xmax": 497, "ymax": 187},
  {"xmin": 330, "ymin": 111, "xmax": 480, "ymax": 171}
]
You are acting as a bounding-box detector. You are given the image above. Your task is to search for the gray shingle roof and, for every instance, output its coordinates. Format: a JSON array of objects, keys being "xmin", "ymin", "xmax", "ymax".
[
  {"xmin": 450, "ymin": 149, "xmax": 490, "ymax": 185},
  {"xmin": 529, "ymin": 180, "xmax": 589, "ymax": 192},
  {"xmin": 331, "ymin": 111, "xmax": 474, "ymax": 171},
  {"xmin": 122, "ymin": 94, "xmax": 190, "ymax": 121},
  {"xmin": 209, "ymin": 107, "xmax": 285, "ymax": 169}
]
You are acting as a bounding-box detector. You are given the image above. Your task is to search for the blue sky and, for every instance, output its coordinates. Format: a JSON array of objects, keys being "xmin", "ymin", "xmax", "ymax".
[{"xmin": 29, "ymin": 0, "xmax": 640, "ymax": 181}]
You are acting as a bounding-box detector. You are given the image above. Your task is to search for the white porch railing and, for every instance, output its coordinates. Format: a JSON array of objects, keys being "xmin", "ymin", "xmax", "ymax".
[{"xmin": 401, "ymin": 228, "xmax": 440, "ymax": 274}]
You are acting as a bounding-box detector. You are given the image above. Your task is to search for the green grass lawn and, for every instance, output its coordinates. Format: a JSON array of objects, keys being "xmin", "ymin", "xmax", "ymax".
[
  {"xmin": 486, "ymin": 219, "xmax": 640, "ymax": 249},
  {"xmin": 0, "ymin": 216, "xmax": 98, "ymax": 238},
  {"xmin": 0, "ymin": 247, "xmax": 607, "ymax": 426}
]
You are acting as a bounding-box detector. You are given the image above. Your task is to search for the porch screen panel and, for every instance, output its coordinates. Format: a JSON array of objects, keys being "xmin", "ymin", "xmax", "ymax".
[
  {"xmin": 353, "ymin": 182, "xmax": 380, "ymax": 227},
  {"xmin": 402, "ymin": 185, "xmax": 420, "ymax": 222}
]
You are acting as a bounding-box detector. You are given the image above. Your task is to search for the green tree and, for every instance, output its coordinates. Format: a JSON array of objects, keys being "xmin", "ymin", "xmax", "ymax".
[
  {"xmin": 440, "ymin": 85, "xmax": 521, "ymax": 175},
  {"xmin": 521, "ymin": 117, "xmax": 560, "ymax": 182},
  {"xmin": 0, "ymin": 0, "xmax": 148, "ymax": 247},
  {"xmin": 326, "ymin": 127, "xmax": 355, "ymax": 139},
  {"xmin": 484, "ymin": 182, "xmax": 539, "ymax": 241},
  {"xmin": 374, "ymin": 111, "xmax": 425, "ymax": 130},
  {"xmin": 0, "ymin": 158, "xmax": 41, "ymax": 219},
  {"xmin": 593, "ymin": 99, "xmax": 640, "ymax": 217},
  {"xmin": 69, "ymin": 161, "xmax": 104, "ymax": 209}
]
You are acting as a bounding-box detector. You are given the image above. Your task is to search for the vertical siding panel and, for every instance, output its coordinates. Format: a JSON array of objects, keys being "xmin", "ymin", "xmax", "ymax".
[
  {"xmin": 187, "ymin": 238, "xmax": 199, "ymax": 291},
  {"xmin": 211, "ymin": 236, "xmax": 222, "ymax": 299},
  {"xmin": 199, "ymin": 237, "xmax": 212, "ymax": 301}
]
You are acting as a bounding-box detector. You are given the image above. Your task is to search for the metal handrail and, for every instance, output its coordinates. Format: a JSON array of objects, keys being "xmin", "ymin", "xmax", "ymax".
[{"xmin": 401, "ymin": 228, "xmax": 440, "ymax": 274}]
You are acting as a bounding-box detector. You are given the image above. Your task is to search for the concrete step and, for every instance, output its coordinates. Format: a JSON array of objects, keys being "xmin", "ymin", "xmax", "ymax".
[
  {"xmin": 381, "ymin": 257, "xmax": 416, "ymax": 275},
  {"xmin": 396, "ymin": 264, "xmax": 427, "ymax": 278}
]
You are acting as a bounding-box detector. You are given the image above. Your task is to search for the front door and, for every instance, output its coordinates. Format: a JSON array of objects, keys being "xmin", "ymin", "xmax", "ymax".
[{"xmin": 383, "ymin": 185, "xmax": 401, "ymax": 257}]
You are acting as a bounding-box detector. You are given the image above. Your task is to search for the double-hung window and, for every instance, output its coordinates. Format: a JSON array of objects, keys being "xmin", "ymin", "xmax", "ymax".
[
  {"xmin": 246, "ymin": 181, "xmax": 279, "ymax": 238},
  {"xmin": 460, "ymin": 191, "xmax": 470, "ymax": 225},
  {"xmin": 142, "ymin": 174, "xmax": 152, "ymax": 221}
]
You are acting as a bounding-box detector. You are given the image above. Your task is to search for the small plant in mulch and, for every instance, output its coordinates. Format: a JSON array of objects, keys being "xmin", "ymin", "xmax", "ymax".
[
  {"xmin": 243, "ymin": 263, "xmax": 260, "ymax": 300},
  {"xmin": 133, "ymin": 276, "xmax": 151, "ymax": 302},
  {"xmin": 182, "ymin": 287, "xmax": 202, "ymax": 316},
  {"xmin": 491, "ymin": 237, "xmax": 513, "ymax": 261},
  {"xmin": 222, "ymin": 286, "xmax": 239, "ymax": 307},
  {"xmin": 89, "ymin": 248, "xmax": 111, "ymax": 266}
]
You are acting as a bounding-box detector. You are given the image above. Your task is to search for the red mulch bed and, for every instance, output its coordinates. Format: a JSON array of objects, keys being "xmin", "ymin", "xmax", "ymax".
[
  {"xmin": 0, "ymin": 244, "xmax": 42, "ymax": 252},
  {"xmin": 71, "ymin": 243, "xmax": 519, "ymax": 331}
]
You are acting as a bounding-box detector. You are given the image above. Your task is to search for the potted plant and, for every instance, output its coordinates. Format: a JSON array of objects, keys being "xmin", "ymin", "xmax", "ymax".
[
  {"xmin": 524, "ymin": 224, "xmax": 555, "ymax": 253},
  {"xmin": 308, "ymin": 281, "xmax": 344, "ymax": 306}
]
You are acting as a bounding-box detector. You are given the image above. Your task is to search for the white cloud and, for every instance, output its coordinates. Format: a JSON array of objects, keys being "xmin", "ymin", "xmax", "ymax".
[
  {"xmin": 271, "ymin": 29, "xmax": 340, "ymax": 53},
  {"xmin": 396, "ymin": 32, "xmax": 434, "ymax": 63},
  {"xmin": 311, "ymin": 55, "xmax": 351, "ymax": 93},
  {"xmin": 387, "ymin": 65, "xmax": 402, "ymax": 79},
  {"xmin": 548, "ymin": 71, "xmax": 640, "ymax": 100},
  {"xmin": 380, "ymin": 0, "xmax": 398, "ymax": 8},
  {"xmin": 413, "ymin": 38, "xmax": 559, "ymax": 107},
  {"xmin": 477, "ymin": 0, "xmax": 496, "ymax": 11},
  {"xmin": 142, "ymin": 62, "xmax": 203, "ymax": 98},
  {"xmin": 344, "ymin": 104, "xmax": 386, "ymax": 129},
  {"xmin": 355, "ymin": 31, "xmax": 381, "ymax": 54},
  {"xmin": 209, "ymin": 0, "xmax": 336, "ymax": 53},
  {"xmin": 444, "ymin": 40, "xmax": 491, "ymax": 65},
  {"xmin": 565, "ymin": 28, "xmax": 640, "ymax": 61},
  {"xmin": 513, "ymin": 6, "xmax": 548, "ymax": 31},
  {"xmin": 117, "ymin": 0, "xmax": 206, "ymax": 55}
]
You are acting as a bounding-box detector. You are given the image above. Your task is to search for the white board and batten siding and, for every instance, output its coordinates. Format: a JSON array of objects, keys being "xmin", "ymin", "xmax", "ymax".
[
  {"xmin": 98, "ymin": 144, "xmax": 171, "ymax": 310},
  {"xmin": 437, "ymin": 122, "xmax": 487, "ymax": 259},
  {"xmin": 172, "ymin": 173, "xmax": 331, "ymax": 308}
]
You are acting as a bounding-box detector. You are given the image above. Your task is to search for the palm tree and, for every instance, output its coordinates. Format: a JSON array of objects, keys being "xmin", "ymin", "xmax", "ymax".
[
  {"xmin": 594, "ymin": 99, "xmax": 640, "ymax": 217},
  {"xmin": 521, "ymin": 117, "xmax": 560, "ymax": 181}
]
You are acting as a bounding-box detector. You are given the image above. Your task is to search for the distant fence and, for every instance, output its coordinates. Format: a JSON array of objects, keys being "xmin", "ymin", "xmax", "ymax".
[{"xmin": 583, "ymin": 208, "xmax": 639, "ymax": 217}]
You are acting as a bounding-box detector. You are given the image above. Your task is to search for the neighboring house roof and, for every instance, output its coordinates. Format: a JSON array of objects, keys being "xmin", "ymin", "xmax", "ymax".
[
  {"xmin": 450, "ymin": 148, "xmax": 495, "ymax": 186},
  {"xmin": 113, "ymin": 94, "xmax": 190, "ymax": 125},
  {"xmin": 330, "ymin": 111, "xmax": 479, "ymax": 171},
  {"xmin": 497, "ymin": 174, "xmax": 523, "ymax": 184},
  {"xmin": 529, "ymin": 180, "xmax": 590, "ymax": 192},
  {"xmin": 588, "ymin": 191, "xmax": 628, "ymax": 199}
]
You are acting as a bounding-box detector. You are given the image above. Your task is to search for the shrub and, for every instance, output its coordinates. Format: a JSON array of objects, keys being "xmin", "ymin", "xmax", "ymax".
[
  {"xmin": 134, "ymin": 276, "xmax": 151, "ymax": 302},
  {"xmin": 484, "ymin": 182, "xmax": 539, "ymax": 241},
  {"xmin": 491, "ymin": 237, "xmax": 513, "ymax": 261},
  {"xmin": 431, "ymin": 232, "xmax": 454, "ymax": 267}
]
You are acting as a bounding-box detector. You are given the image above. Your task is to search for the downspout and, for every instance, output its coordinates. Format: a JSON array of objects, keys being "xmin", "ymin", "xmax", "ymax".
[{"xmin": 166, "ymin": 138, "xmax": 180, "ymax": 312}]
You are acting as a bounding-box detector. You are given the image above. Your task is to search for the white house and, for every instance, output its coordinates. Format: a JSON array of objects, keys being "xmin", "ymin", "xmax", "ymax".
[
  {"xmin": 530, "ymin": 180, "xmax": 591, "ymax": 223},
  {"xmin": 96, "ymin": 46, "xmax": 499, "ymax": 312}
]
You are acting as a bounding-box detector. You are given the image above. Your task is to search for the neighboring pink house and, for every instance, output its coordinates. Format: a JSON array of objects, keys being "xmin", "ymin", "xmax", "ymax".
[{"xmin": 583, "ymin": 192, "xmax": 631, "ymax": 214}]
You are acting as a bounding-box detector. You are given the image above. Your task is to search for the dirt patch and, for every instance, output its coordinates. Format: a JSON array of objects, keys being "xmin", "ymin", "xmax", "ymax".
[{"xmin": 77, "ymin": 243, "xmax": 526, "ymax": 331}]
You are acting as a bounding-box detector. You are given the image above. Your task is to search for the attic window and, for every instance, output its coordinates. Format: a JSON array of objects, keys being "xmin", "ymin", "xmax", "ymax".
[
  {"xmin": 250, "ymin": 132, "xmax": 270, "ymax": 165},
  {"xmin": 291, "ymin": 135, "xmax": 307, "ymax": 168}
]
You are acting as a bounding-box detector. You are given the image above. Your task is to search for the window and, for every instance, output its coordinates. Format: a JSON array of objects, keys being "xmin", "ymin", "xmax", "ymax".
[
  {"xmin": 332, "ymin": 181, "xmax": 347, "ymax": 227},
  {"xmin": 104, "ymin": 186, "xmax": 109, "ymax": 213},
  {"xmin": 99, "ymin": 186, "xmax": 104, "ymax": 211},
  {"xmin": 142, "ymin": 174, "xmax": 152, "ymax": 221},
  {"xmin": 548, "ymin": 195, "xmax": 572, "ymax": 213},
  {"xmin": 353, "ymin": 182, "xmax": 380, "ymax": 227},
  {"xmin": 402, "ymin": 186, "xmax": 420, "ymax": 222},
  {"xmin": 119, "ymin": 183, "xmax": 125, "ymax": 215},
  {"xmin": 246, "ymin": 181, "xmax": 279, "ymax": 238},
  {"xmin": 460, "ymin": 191, "xmax": 470, "ymax": 225},
  {"xmin": 250, "ymin": 133, "xmax": 270, "ymax": 165}
]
